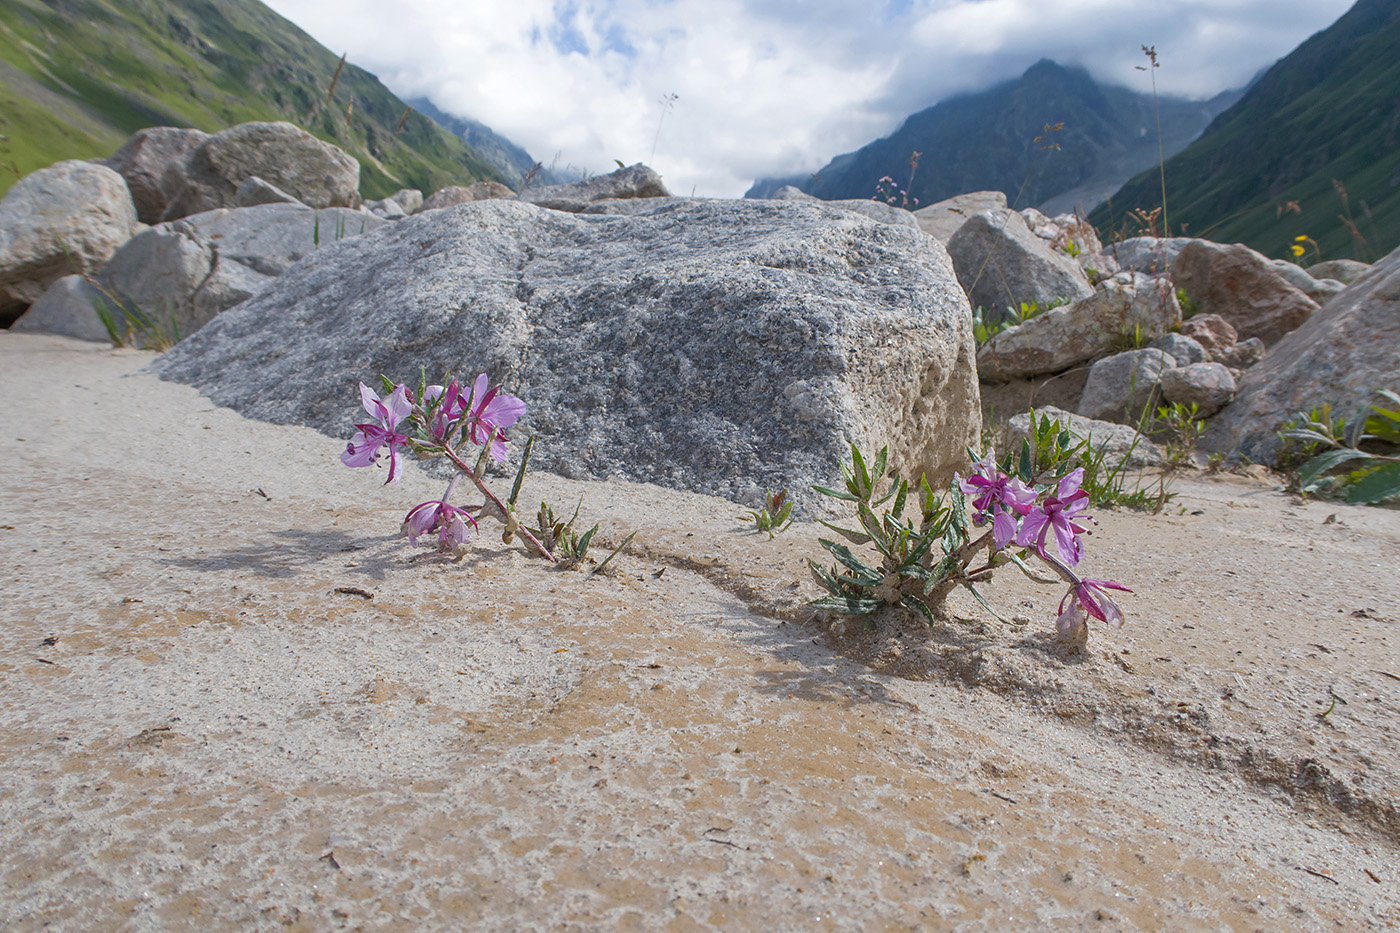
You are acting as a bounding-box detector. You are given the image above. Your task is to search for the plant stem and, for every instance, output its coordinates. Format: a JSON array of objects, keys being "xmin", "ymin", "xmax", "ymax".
[{"xmin": 440, "ymin": 445, "xmax": 557, "ymax": 563}]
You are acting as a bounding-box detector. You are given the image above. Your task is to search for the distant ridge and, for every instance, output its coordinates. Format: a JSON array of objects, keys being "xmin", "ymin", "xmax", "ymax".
[
  {"xmin": 0, "ymin": 0, "xmax": 503, "ymax": 199},
  {"xmin": 746, "ymin": 60, "xmax": 1239, "ymax": 216},
  {"xmin": 1092, "ymin": 0, "xmax": 1400, "ymax": 261},
  {"xmin": 406, "ymin": 97, "xmax": 574, "ymax": 191}
]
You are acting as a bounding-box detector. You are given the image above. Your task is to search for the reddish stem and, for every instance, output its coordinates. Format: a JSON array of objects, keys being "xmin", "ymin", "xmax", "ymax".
[{"xmin": 441, "ymin": 445, "xmax": 557, "ymax": 563}]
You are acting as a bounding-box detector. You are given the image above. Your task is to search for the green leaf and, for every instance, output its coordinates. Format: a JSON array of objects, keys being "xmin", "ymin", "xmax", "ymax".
[
  {"xmin": 507, "ymin": 435, "xmax": 535, "ymax": 509},
  {"xmin": 818, "ymin": 539, "xmax": 882, "ymax": 585},
  {"xmin": 964, "ymin": 582, "xmax": 1008, "ymax": 622},
  {"xmin": 891, "ymin": 478, "xmax": 908, "ymax": 519},
  {"xmin": 589, "ymin": 530, "xmax": 636, "ymax": 577},
  {"xmin": 575, "ymin": 525, "xmax": 598, "ymax": 560},
  {"xmin": 871, "ymin": 446, "xmax": 889, "ymax": 486},
  {"xmin": 857, "ymin": 501, "xmax": 891, "ymax": 555},
  {"xmin": 900, "ymin": 593, "xmax": 937, "ymax": 627},
  {"xmin": 1018, "ymin": 439, "xmax": 1034, "ymax": 483},
  {"xmin": 812, "ymin": 484, "xmax": 860, "ymax": 502},
  {"xmin": 923, "ymin": 553, "xmax": 958, "ymax": 592},
  {"xmin": 949, "ymin": 484, "xmax": 969, "ymax": 543},
  {"xmin": 1345, "ymin": 462, "xmax": 1400, "ymax": 504},
  {"xmin": 808, "ymin": 559, "xmax": 848, "ymax": 597},
  {"xmin": 1008, "ymin": 551, "xmax": 1059, "ymax": 585},
  {"xmin": 812, "ymin": 596, "xmax": 884, "ymax": 615},
  {"xmin": 851, "ymin": 444, "xmax": 871, "ymax": 497},
  {"xmin": 1299, "ymin": 448, "xmax": 1374, "ymax": 490},
  {"xmin": 817, "ymin": 519, "xmax": 872, "ymax": 545}
]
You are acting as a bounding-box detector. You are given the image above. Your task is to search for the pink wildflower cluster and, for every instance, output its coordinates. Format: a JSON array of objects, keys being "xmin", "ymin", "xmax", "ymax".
[
  {"xmin": 957, "ymin": 452, "xmax": 1130, "ymax": 640},
  {"xmin": 341, "ymin": 373, "xmax": 531, "ymax": 557}
]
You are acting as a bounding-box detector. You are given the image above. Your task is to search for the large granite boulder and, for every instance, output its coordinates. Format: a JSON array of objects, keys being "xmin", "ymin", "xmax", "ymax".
[
  {"xmin": 160, "ymin": 122, "xmax": 360, "ymax": 221},
  {"xmin": 76, "ymin": 204, "xmax": 385, "ymax": 338},
  {"xmin": 152, "ymin": 199, "xmax": 981, "ymax": 512},
  {"xmin": 1077, "ymin": 348, "xmax": 1176, "ymax": 424},
  {"xmin": 100, "ymin": 126, "xmax": 210, "ymax": 224},
  {"xmin": 418, "ymin": 180, "xmax": 513, "ymax": 212},
  {"xmin": 1108, "ymin": 237, "xmax": 1191, "ymax": 276},
  {"xmin": 1308, "ymin": 259, "xmax": 1369, "ymax": 285},
  {"xmin": 1005, "ymin": 406, "xmax": 1163, "ymax": 470},
  {"xmin": 763, "ymin": 186, "xmax": 920, "ymax": 229},
  {"xmin": 913, "ymin": 191, "xmax": 1007, "ymax": 242},
  {"xmin": 0, "ymin": 160, "xmax": 141, "ymax": 325},
  {"xmin": 1171, "ymin": 240, "xmax": 1319, "ymax": 345},
  {"xmin": 1159, "ymin": 362, "xmax": 1236, "ymax": 417},
  {"xmin": 513, "ymin": 163, "xmax": 669, "ymax": 213},
  {"xmin": 9, "ymin": 275, "xmax": 111, "ymax": 342},
  {"xmin": 946, "ymin": 208, "xmax": 1093, "ymax": 316},
  {"xmin": 1202, "ymin": 243, "xmax": 1400, "ymax": 464},
  {"xmin": 976, "ymin": 272, "xmax": 1179, "ymax": 380}
]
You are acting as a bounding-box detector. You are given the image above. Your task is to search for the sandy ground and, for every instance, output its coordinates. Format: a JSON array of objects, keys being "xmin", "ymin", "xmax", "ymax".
[{"xmin": 1, "ymin": 333, "xmax": 1397, "ymax": 931}]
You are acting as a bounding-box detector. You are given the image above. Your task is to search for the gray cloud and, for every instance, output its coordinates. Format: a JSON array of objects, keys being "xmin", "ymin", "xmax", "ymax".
[{"xmin": 264, "ymin": 0, "xmax": 1354, "ymax": 197}]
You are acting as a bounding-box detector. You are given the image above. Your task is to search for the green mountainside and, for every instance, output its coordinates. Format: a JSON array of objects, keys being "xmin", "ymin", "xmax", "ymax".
[
  {"xmin": 1091, "ymin": 0, "xmax": 1400, "ymax": 262},
  {"xmin": 0, "ymin": 0, "xmax": 504, "ymax": 201},
  {"xmin": 746, "ymin": 60, "xmax": 1239, "ymax": 215}
]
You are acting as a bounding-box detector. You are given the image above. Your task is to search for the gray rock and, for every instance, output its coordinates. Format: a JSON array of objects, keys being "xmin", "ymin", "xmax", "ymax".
[
  {"xmin": 1150, "ymin": 333, "xmax": 1207, "ymax": 367},
  {"xmin": 1171, "ymin": 240, "xmax": 1319, "ymax": 345},
  {"xmin": 946, "ymin": 208, "xmax": 1093, "ymax": 317},
  {"xmin": 1077, "ymin": 348, "xmax": 1176, "ymax": 424},
  {"xmin": 419, "ymin": 180, "xmax": 514, "ymax": 212},
  {"xmin": 913, "ymin": 191, "xmax": 1006, "ymax": 242},
  {"xmin": 1214, "ymin": 337, "xmax": 1265, "ymax": 371},
  {"xmin": 10, "ymin": 275, "xmax": 111, "ymax": 342},
  {"xmin": 1108, "ymin": 237, "xmax": 1192, "ymax": 275},
  {"xmin": 367, "ymin": 198, "xmax": 408, "ymax": 221},
  {"xmin": 1269, "ymin": 259, "xmax": 1345, "ymax": 306},
  {"xmin": 100, "ymin": 126, "xmax": 210, "ymax": 224},
  {"xmin": 513, "ymin": 163, "xmax": 670, "ymax": 213},
  {"xmin": 976, "ymin": 273, "xmax": 1179, "ymax": 381},
  {"xmin": 1158, "ymin": 362, "xmax": 1236, "ymax": 417},
  {"xmin": 160, "ymin": 121, "xmax": 360, "ymax": 221},
  {"xmin": 768, "ymin": 186, "xmax": 819, "ymax": 202},
  {"xmin": 0, "ymin": 160, "xmax": 141, "ymax": 325},
  {"xmin": 95, "ymin": 204, "xmax": 385, "ymax": 337},
  {"xmin": 386, "ymin": 189, "xmax": 423, "ymax": 214},
  {"xmin": 1307, "ymin": 259, "xmax": 1369, "ymax": 285},
  {"xmin": 1177, "ymin": 314, "xmax": 1238, "ymax": 359},
  {"xmin": 234, "ymin": 175, "xmax": 306, "ymax": 208},
  {"xmin": 152, "ymin": 199, "xmax": 981, "ymax": 513},
  {"xmin": 1005, "ymin": 406, "xmax": 1163, "ymax": 470},
  {"xmin": 579, "ymin": 197, "xmax": 699, "ymax": 216},
  {"xmin": 1202, "ymin": 244, "xmax": 1400, "ymax": 462},
  {"xmin": 760, "ymin": 189, "xmax": 919, "ymax": 228}
]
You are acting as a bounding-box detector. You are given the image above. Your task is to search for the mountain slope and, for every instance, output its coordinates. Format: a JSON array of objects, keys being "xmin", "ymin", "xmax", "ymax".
[
  {"xmin": 406, "ymin": 97, "xmax": 574, "ymax": 190},
  {"xmin": 1092, "ymin": 0, "xmax": 1400, "ymax": 261},
  {"xmin": 0, "ymin": 0, "xmax": 503, "ymax": 200},
  {"xmin": 746, "ymin": 60, "xmax": 1239, "ymax": 214}
]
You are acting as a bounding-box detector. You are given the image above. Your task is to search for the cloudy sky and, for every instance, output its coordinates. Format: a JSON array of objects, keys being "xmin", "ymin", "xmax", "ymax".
[{"xmin": 263, "ymin": 0, "xmax": 1354, "ymax": 198}]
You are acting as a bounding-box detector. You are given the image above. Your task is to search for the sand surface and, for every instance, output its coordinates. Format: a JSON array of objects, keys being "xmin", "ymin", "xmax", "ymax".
[{"xmin": 2, "ymin": 333, "xmax": 1397, "ymax": 930}]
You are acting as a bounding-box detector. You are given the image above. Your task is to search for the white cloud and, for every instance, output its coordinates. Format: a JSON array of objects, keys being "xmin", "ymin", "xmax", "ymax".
[{"xmin": 263, "ymin": 0, "xmax": 1355, "ymax": 198}]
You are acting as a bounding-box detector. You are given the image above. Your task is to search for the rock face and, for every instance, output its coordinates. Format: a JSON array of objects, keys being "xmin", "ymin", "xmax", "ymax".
[
  {"xmin": 1171, "ymin": 240, "xmax": 1319, "ymax": 345},
  {"xmin": 976, "ymin": 273, "xmax": 1179, "ymax": 380},
  {"xmin": 233, "ymin": 176, "xmax": 306, "ymax": 208},
  {"xmin": 1177, "ymin": 314, "xmax": 1238, "ymax": 358},
  {"xmin": 945, "ymin": 209, "xmax": 1093, "ymax": 315},
  {"xmin": 750, "ymin": 188, "xmax": 920, "ymax": 229},
  {"xmin": 1150, "ymin": 333, "xmax": 1207, "ymax": 366},
  {"xmin": 101, "ymin": 126, "xmax": 210, "ymax": 224},
  {"xmin": 160, "ymin": 122, "xmax": 360, "ymax": 221},
  {"xmin": 153, "ymin": 199, "xmax": 981, "ymax": 511},
  {"xmin": 1108, "ymin": 237, "xmax": 1191, "ymax": 275},
  {"xmin": 419, "ymin": 180, "xmax": 513, "ymax": 212},
  {"xmin": 1269, "ymin": 259, "xmax": 1345, "ymax": 306},
  {"xmin": 513, "ymin": 164, "xmax": 670, "ymax": 213},
  {"xmin": 0, "ymin": 160, "xmax": 141, "ymax": 325},
  {"xmin": 1077, "ymin": 348, "xmax": 1175, "ymax": 423},
  {"xmin": 90, "ymin": 204, "xmax": 384, "ymax": 337},
  {"xmin": 1308, "ymin": 259, "xmax": 1369, "ymax": 285},
  {"xmin": 1159, "ymin": 362, "xmax": 1236, "ymax": 416},
  {"xmin": 913, "ymin": 191, "xmax": 1007, "ymax": 242},
  {"xmin": 1202, "ymin": 243, "xmax": 1400, "ymax": 463},
  {"xmin": 1004, "ymin": 406, "xmax": 1163, "ymax": 470},
  {"xmin": 10, "ymin": 275, "xmax": 111, "ymax": 342}
]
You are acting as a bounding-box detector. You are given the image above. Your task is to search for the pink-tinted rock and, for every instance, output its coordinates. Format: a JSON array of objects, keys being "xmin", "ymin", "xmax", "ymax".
[
  {"xmin": 1171, "ymin": 240, "xmax": 1319, "ymax": 345},
  {"xmin": 418, "ymin": 180, "xmax": 514, "ymax": 212},
  {"xmin": 1177, "ymin": 314, "xmax": 1238, "ymax": 357}
]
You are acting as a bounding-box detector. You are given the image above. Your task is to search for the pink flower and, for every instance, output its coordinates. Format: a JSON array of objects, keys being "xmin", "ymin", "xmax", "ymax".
[
  {"xmin": 1057, "ymin": 578, "xmax": 1131, "ymax": 638},
  {"xmin": 958, "ymin": 453, "xmax": 1036, "ymax": 549},
  {"xmin": 402, "ymin": 500, "xmax": 477, "ymax": 551},
  {"xmin": 463, "ymin": 373, "xmax": 526, "ymax": 462},
  {"xmin": 1016, "ymin": 468, "xmax": 1093, "ymax": 565},
  {"xmin": 424, "ymin": 379, "xmax": 467, "ymax": 443},
  {"xmin": 341, "ymin": 382, "xmax": 413, "ymax": 483}
]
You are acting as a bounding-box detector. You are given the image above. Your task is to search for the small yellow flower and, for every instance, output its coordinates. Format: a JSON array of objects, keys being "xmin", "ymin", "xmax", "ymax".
[
  {"xmin": 1291, "ymin": 243, "xmax": 1306, "ymax": 257},
  {"xmin": 1295, "ymin": 235, "xmax": 1309, "ymax": 242}
]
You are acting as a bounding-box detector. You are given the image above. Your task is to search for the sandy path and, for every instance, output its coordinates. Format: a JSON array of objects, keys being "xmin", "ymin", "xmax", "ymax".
[{"xmin": 1, "ymin": 334, "xmax": 1396, "ymax": 930}]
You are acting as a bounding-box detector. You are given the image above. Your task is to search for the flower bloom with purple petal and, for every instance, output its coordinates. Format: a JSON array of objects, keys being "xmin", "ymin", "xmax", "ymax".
[
  {"xmin": 423, "ymin": 379, "xmax": 467, "ymax": 444},
  {"xmin": 341, "ymin": 382, "xmax": 413, "ymax": 483},
  {"xmin": 402, "ymin": 499, "xmax": 477, "ymax": 551},
  {"xmin": 958, "ymin": 453, "xmax": 1037, "ymax": 549},
  {"xmin": 1057, "ymin": 578, "xmax": 1132, "ymax": 638},
  {"xmin": 463, "ymin": 373, "xmax": 526, "ymax": 462},
  {"xmin": 1016, "ymin": 467, "xmax": 1094, "ymax": 565}
]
